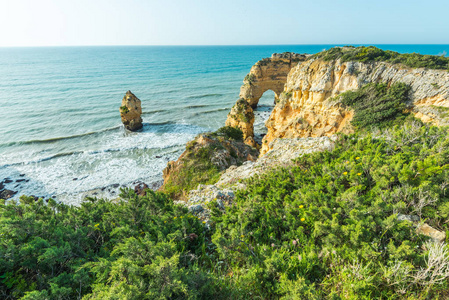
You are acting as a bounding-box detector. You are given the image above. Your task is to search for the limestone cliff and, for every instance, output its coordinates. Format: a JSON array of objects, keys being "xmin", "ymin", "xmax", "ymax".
[
  {"xmin": 120, "ymin": 90, "xmax": 143, "ymax": 131},
  {"xmin": 261, "ymin": 58, "xmax": 449, "ymax": 153},
  {"xmin": 225, "ymin": 50, "xmax": 448, "ymax": 151},
  {"xmin": 225, "ymin": 52, "xmax": 308, "ymax": 147}
]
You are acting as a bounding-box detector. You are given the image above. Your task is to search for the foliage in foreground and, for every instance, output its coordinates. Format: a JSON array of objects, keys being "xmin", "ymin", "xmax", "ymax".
[
  {"xmin": 0, "ymin": 190, "xmax": 227, "ymax": 299},
  {"xmin": 211, "ymin": 121, "xmax": 449, "ymax": 299},
  {"xmin": 2, "ymin": 121, "xmax": 449, "ymax": 299},
  {"xmin": 311, "ymin": 46, "xmax": 449, "ymax": 70}
]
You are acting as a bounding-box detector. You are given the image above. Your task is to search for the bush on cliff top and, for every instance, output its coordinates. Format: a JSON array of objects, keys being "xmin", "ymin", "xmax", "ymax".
[
  {"xmin": 2, "ymin": 121, "xmax": 449, "ymax": 299},
  {"xmin": 211, "ymin": 126, "xmax": 244, "ymax": 141},
  {"xmin": 312, "ymin": 46, "xmax": 449, "ymax": 70},
  {"xmin": 340, "ymin": 82, "xmax": 411, "ymax": 130}
]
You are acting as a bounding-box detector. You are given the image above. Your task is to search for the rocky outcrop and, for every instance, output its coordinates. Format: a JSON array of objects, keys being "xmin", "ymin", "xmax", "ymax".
[
  {"xmin": 260, "ymin": 58, "xmax": 449, "ymax": 154},
  {"xmin": 160, "ymin": 128, "xmax": 259, "ymax": 198},
  {"xmin": 216, "ymin": 136, "xmax": 335, "ymax": 188},
  {"xmin": 120, "ymin": 91, "xmax": 143, "ymax": 131},
  {"xmin": 226, "ymin": 53, "xmax": 308, "ymax": 147}
]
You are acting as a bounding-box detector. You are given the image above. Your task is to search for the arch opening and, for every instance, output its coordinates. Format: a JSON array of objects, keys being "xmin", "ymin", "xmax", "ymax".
[{"xmin": 253, "ymin": 90, "xmax": 275, "ymax": 144}]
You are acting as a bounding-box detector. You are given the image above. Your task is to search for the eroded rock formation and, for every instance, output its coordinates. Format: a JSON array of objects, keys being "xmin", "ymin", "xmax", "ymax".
[
  {"xmin": 160, "ymin": 129, "xmax": 259, "ymax": 197},
  {"xmin": 261, "ymin": 58, "xmax": 449, "ymax": 154},
  {"xmin": 120, "ymin": 90, "xmax": 143, "ymax": 131},
  {"xmin": 225, "ymin": 52, "xmax": 308, "ymax": 147}
]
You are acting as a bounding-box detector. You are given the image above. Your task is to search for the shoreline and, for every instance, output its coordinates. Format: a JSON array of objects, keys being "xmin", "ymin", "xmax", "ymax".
[{"xmin": 0, "ymin": 176, "xmax": 164, "ymax": 205}]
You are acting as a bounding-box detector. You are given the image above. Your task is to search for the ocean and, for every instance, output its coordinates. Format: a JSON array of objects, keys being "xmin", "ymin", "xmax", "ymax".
[{"xmin": 1, "ymin": 45, "xmax": 448, "ymax": 204}]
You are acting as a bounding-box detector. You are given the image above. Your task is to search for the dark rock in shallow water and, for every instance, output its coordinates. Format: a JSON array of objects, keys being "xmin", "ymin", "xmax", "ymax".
[
  {"xmin": 0, "ymin": 182, "xmax": 4, "ymax": 190},
  {"xmin": 19, "ymin": 173, "xmax": 25, "ymax": 177},
  {"xmin": 73, "ymin": 178, "xmax": 78, "ymax": 181},
  {"xmin": 112, "ymin": 184, "xmax": 120, "ymax": 188},
  {"xmin": 155, "ymin": 155, "xmax": 162, "ymax": 158},
  {"xmin": 16, "ymin": 179, "xmax": 26, "ymax": 182},
  {"xmin": 134, "ymin": 182, "xmax": 149, "ymax": 196},
  {"xmin": 0, "ymin": 189, "xmax": 17, "ymax": 199},
  {"xmin": 3, "ymin": 179, "xmax": 13, "ymax": 184}
]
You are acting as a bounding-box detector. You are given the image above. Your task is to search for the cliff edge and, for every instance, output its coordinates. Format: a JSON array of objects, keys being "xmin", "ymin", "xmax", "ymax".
[{"xmin": 225, "ymin": 47, "xmax": 449, "ymax": 155}]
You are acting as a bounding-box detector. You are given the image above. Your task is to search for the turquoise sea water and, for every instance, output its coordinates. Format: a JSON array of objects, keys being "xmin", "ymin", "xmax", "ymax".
[{"xmin": 1, "ymin": 45, "xmax": 448, "ymax": 204}]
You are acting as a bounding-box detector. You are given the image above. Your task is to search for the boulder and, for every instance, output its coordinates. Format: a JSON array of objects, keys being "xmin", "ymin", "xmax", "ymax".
[
  {"xmin": 120, "ymin": 91, "xmax": 143, "ymax": 131},
  {"xmin": 416, "ymin": 224, "xmax": 446, "ymax": 243},
  {"xmin": 134, "ymin": 182, "xmax": 149, "ymax": 196}
]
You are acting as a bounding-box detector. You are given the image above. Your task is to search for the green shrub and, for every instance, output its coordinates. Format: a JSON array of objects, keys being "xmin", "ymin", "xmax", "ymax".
[
  {"xmin": 231, "ymin": 98, "xmax": 253, "ymax": 123},
  {"xmin": 0, "ymin": 189, "xmax": 212, "ymax": 299},
  {"xmin": 311, "ymin": 46, "xmax": 449, "ymax": 70},
  {"xmin": 211, "ymin": 126, "xmax": 244, "ymax": 141},
  {"xmin": 340, "ymin": 82, "xmax": 411, "ymax": 129},
  {"xmin": 120, "ymin": 105, "xmax": 129, "ymax": 114},
  {"xmin": 244, "ymin": 73, "xmax": 256, "ymax": 85}
]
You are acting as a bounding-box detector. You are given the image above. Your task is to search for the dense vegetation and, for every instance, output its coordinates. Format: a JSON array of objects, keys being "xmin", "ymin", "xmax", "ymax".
[
  {"xmin": 2, "ymin": 119, "xmax": 449, "ymax": 299},
  {"xmin": 162, "ymin": 126, "xmax": 254, "ymax": 199},
  {"xmin": 340, "ymin": 82, "xmax": 411, "ymax": 130},
  {"xmin": 311, "ymin": 46, "xmax": 449, "ymax": 70}
]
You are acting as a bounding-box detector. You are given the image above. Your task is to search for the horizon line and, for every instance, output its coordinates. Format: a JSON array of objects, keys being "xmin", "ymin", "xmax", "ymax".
[{"xmin": 2, "ymin": 43, "xmax": 449, "ymax": 49}]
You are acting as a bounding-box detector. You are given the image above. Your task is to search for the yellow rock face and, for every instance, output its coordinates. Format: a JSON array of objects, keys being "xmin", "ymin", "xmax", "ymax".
[
  {"xmin": 226, "ymin": 53, "xmax": 307, "ymax": 147},
  {"xmin": 260, "ymin": 58, "xmax": 449, "ymax": 154},
  {"xmin": 120, "ymin": 90, "xmax": 143, "ymax": 131},
  {"xmin": 261, "ymin": 59, "xmax": 357, "ymax": 154},
  {"xmin": 227, "ymin": 53, "xmax": 449, "ymax": 156}
]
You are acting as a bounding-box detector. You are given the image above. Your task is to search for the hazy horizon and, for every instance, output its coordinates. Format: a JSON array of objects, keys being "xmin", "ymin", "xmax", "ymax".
[
  {"xmin": 2, "ymin": 0, "xmax": 449, "ymax": 47},
  {"xmin": 2, "ymin": 44, "xmax": 449, "ymax": 49}
]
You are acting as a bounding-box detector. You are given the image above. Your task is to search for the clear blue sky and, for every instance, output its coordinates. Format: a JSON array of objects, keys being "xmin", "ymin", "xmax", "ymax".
[{"xmin": 1, "ymin": 0, "xmax": 448, "ymax": 47}]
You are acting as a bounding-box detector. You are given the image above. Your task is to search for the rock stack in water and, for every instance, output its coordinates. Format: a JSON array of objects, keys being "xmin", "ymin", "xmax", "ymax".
[{"xmin": 120, "ymin": 91, "xmax": 143, "ymax": 131}]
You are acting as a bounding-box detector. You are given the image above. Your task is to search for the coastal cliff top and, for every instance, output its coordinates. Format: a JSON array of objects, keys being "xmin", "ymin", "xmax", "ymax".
[{"xmin": 310, "ymin": 45, "xmax": 449, "ymax": 70}]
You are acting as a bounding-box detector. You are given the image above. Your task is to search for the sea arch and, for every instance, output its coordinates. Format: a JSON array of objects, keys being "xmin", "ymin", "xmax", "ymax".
[{"xmin": 225, "ymin": 52, "xmax": 307, "ymax": 147}]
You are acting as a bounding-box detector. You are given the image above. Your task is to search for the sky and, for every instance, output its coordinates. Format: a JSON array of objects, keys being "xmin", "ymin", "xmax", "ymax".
[{"xmin": 1, "ymin": 0, "xmax": 448, "ymax": 47}]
